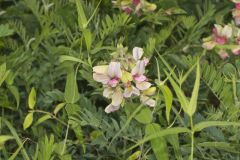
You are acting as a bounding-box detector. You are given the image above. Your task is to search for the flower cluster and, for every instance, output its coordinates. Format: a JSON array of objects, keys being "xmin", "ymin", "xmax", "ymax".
[
  {"xmin": 202, "ymin": 1, "xmax": 240, "ymax": 59},
  {"xmin": 232, "ymin": 0, "xmax": 240, "ymax": 25},
  {"xmin": 93, "ymin": 46, "xmax": 156, "ymax": 113},
  {"xmin": 112, "ymin": 0, "xmax": 156, "ymax": 16}
]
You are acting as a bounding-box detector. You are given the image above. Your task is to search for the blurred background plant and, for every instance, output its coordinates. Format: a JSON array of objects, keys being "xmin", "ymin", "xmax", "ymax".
[{"xmin": 0, "ymin": 0, "xmax": 240, "ymax": 159}]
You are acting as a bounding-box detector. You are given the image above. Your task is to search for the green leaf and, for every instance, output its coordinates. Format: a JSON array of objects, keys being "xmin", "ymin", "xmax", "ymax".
[
  {"xmin": 0, "ymin": 135, "xmax": 14, "ymax": 146},
  {"xmin": 159, "ymin": 85, "xmax": 173, "ymax": 124},
  {"xmin": 2, "ymin": 118, "xmax": 30, "ymax": 160},
  {"xmin": 64, "ymin": 68, "xmax": 80, "ymax": 104},
  {"xmin": 194, "ymin": 121, "xmax": 240, "ymax": 132},
  {"xmin": 34, "ymin": 114, "xmax": 52, "ymax": 127},
  {"xmin": 75, "ymin": 0, "xmax": 87, "ymax": 29},
  {"xmin": 0, "ymin": 63, "xmax": 10, "ymax": 87},
  {"xmin": 167, "ymin": 135, "xmax": 183, "ymax": 160},
  {"xmin": 54, "ymin": 103, "xmax": 66, "ymax": 115},
  {"xmin": 59, "ymin": 55, "xmax": 89, "ymax": 66},
  {"xmin": 23, "ymin": 113, "xmax": 34, "ymax": 130},
  {"xmin": 0, "ymin": 24, "xmax": 14, "ymax": 37},
  {"xmin": 28, "ymin": 87, "xmax": 36, "ymax": 109},
  {"xmin": 145, "ymin": 123, "xmax": 169, "ymax": 160},
  {"xmin": 7, "ymin": 85, "xmax": 20, "ymax": 109},
  {"xmin": 83, "ymin": 29, "xmax": 92, "ymax": 51},
  {"xmin": 8, "ymin": 140, "xmax": 27, "ymax": 160},
  {"xmin": 164, "ymin": 70, "xmax": 189, "ymax": 115},
  {"xmin": 188, "ymin": 61, "xmax": 200, "ymax": 116},
  {"xmin": 197, "ymin": 142, "xmax": 240, "ymax": 154},
  {"xmin": 135, "ymin": 107, "xmax": 153, "ymax": 124},
  {"xmin": 127, "ymin": 151, "xmax": 141, "ymax": 160},
  {"xmin": 125, "ymin": 127, "xmax": 190, "ymax": 153}
]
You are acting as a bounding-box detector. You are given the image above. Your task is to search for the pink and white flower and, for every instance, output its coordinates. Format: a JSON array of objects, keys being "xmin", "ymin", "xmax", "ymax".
[
  {"xmin": 212, "ymin": 24, "xmax": 232, "ymax": 44},
  {"xmin": 93, "ymin": 62, "xmax": 122, "ymax": 87}
]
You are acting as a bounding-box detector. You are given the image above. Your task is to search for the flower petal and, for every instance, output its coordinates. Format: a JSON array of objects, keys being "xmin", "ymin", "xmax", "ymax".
[
  {"xmin": 131, "ymin": 60, "xmax": 145, "ymax": 75},
  {"xmin": 132, "ymin": 86, "xmax": 140, "ymax": 96},
  {"xmin": 93, "ymin": 73, "xmax": 110, "ymax": 84},
  {"xmin": 108, "ymin": 62, "xmax": 122, "ymax": 78},
  {"xmin": 222, "ymin": 25, "xmax": 232, "ymax": 38},
  {"xmin": 202, "ymin": 41, "xmax": 216, "ymax": 50},
  {"xmin": 123, "ymin": 87, "xmax": 133, "ymax": 98},
  {"xmin": 136, "ymin": 81, "xmax": 151, "ymax": 90},
  {"xmin": 140, "ymin": 95, "xmax": 156, "ymax": 107},
  {"xmin": 93, "ymin": 65, "xmax": 108, "ymax": 74},
  {"xmin": 104, "ymin": 104, "xmax": 120, "ymax": 113},
  {"xmin": 111, "ymin": 88, "xmax": 123, "ymax": 106},
  {"xmin": 133, "ymin": 47, "xmax": 143, "ymax": 61},
  {"xmin": 103, "ymin": 87, "xmax": 113, "ymax": 98}
]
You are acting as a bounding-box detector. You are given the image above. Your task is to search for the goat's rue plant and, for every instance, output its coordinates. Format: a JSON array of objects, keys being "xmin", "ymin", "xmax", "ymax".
[{"xmin": 1, "ymin": 0, "xmax": 240, "ymax": 160}]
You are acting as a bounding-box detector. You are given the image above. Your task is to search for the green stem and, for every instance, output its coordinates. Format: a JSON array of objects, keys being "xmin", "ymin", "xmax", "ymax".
[{"xmin": 190, "ymin": 116, "xmax": 194, "ymax": 160}]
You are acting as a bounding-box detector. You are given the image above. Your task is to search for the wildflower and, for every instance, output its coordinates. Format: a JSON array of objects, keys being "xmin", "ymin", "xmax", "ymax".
[
  {"xmin": 104, "ymin": 87, "xmax": 123, "ymax": 113},
  {"xmin": 140, "ymin": 87, "xmax": 156, "ymax": 107},
  {"xmin": 202, "ymin": 24, "xmax": 232, "ymax": 50},
  {"xmin": 112, "ymin": 0, "xmax": 156, "ymax": 16},
  {"xmin": 232, "ymin": 47, "xmax": 240, "ymax": 55},
  {"xmin": 212, "ymin": 24, "xmax": 232, "ymax": 44},
  {"xmin": 123, "ymin": 84, "xmax": 140, "ymax": 97},
  {"xmin": 93, "ymin": 62, "xmax": 122, "ymax": 87},
  {"xmin": 218, "ymin": 50, "xmax": 229, "ymax": 59},
  {"xmin": 93, "ymin": 46, "xmax": 156, "ymax": 113}
]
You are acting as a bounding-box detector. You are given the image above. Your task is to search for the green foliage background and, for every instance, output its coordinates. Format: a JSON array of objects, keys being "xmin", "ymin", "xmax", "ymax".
[{"xmin": 1, "ymin": 0, "xmax": 240, "ymax": 159}]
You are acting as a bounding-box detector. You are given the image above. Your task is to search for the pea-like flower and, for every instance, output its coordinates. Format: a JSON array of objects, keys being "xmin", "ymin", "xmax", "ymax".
[
  {"xmin": 93, "ymin": 46, "xmax": 156, "ymax": 113},
  {"xmin": 93, "ymin": 62, "xmax": 122, "ymax": 87},
  {"xmin": 112, "ymin": 0, "xmax": 156, "ymax": 16}
]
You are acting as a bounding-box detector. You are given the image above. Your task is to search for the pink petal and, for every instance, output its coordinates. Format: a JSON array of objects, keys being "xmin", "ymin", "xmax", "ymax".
[
  {"xmin": 218, "ymin": 50, "xmax": 229, "ymax": 60},
  {"xmin": 236, "ymin": 3, "xmax": 240, "ymax": 9},
  {"xmin": 132, "ymin": 0, "xmax": 140, "ymax": 6},
  {"xmin": 214, "ymin": 36, "xmax": 227, "ymax": 45},
  {"xmin": 134, "ymin": 74, "xmax": 147, "ymax": 82},
  {"xmin": 108, "ymin": 78, "xmax": 119, "ymax": 87}
]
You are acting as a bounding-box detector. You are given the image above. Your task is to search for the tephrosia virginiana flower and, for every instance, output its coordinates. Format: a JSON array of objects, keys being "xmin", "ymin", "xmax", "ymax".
[
  {"xmin": 212, "ymin": 24, "xmax": 232, "ymax": 44},
  {"xmin": 93, "ymin": 46, "xmax": 156, "ymax": 113},
  {"xmin": 93, "ymin": 62, "xmax": 122, "ymax": 87},
  {"xmin": 112, "ymin": 0, "xmax": 156, "ymax": 16}
]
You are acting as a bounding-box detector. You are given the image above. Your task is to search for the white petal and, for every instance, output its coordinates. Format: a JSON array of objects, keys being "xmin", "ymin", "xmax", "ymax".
[
  {"xmin": 133, "ymin": 47, "xmax": 143, "ymax": 61},
  {"xmin": 104, "ymin": 104, "xmax": 120, "ymax": 113},
  {"xmin": 103, "ymin": 87, "xmax": 113, "ymax": 98},
  {"xmin": 132, "ymin": 86, "xmax": 140, "ymax": 96},
  {"xmin": 136, "ymin": 81, "xmax": 151, "ymax": 90},
  {"xmin": 93, "ymin": 73, "xmax": 110, "ymax": 84},
  {"xmin": 93, "ymin": 65, "xmax": 108, "ymax": 74},
  {"xmin": 222, "ymin": 25, "xmax": 232, "ymax": 38},
  {"xmin": 140, "ymin": 96, "xmax": 156, "ymax": 107},
  {"xmin": 131, "ymin": 60, "xmax": 145, "ymax": 75},
  {"xmin": 108, "ymin": 62, "xmax": 122, "ymax": 78},
  {"xmin": 123, "ymin": 87, "xmax": 133, "ymax": 98},
  {"xmin": 111, "ymin": 88, "xmax": 123, "ymax": 106}
]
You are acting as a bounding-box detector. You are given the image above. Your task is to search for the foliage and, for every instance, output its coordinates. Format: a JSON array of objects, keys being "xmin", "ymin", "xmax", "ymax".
[{"xmin": 1, "ymin": 0, "xmax": 240, "ymax": 160}]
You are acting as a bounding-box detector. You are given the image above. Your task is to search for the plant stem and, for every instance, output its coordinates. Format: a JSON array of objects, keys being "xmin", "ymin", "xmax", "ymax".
[{"xmin": 190, "ymin": 116, "xmax": 194, "ymax": 160}]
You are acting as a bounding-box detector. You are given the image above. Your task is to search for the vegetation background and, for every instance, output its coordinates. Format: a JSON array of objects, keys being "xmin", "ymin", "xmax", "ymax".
[{"xmin": 1, "ymin": 0, "xmax": 240, "ymax": 159}]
